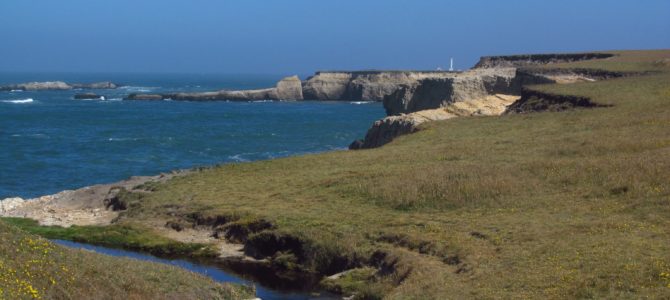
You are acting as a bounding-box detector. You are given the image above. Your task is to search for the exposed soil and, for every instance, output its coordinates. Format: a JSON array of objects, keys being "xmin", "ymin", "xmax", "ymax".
[{"xmin": 505, "ymin": 88, "xmax": 610, "ymax": 114}]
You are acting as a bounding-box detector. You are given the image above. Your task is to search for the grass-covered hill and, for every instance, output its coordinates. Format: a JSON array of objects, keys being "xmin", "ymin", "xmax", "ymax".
[
  {"xmin": 0, "ymin": 221, "xmax": 253, "ymax": 299},
  {"xmin": 6, "ymin": 49, "xmax": 670, "ymax": 299}
]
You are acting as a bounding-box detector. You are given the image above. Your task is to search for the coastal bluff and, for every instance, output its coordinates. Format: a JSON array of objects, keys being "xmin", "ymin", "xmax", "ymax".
[{"xmin": 352, "ymin": 52, "xmax": 619, "ymax": 149}]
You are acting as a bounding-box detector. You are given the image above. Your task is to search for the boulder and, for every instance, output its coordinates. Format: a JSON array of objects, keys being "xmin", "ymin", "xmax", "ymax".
[
  {"xmin": 125, "ymin": 93, "xmax": 164, "ymax": 100},
  {"xmin": 74, "ymin": 93, "xmax": 104, "ymax": 100}
]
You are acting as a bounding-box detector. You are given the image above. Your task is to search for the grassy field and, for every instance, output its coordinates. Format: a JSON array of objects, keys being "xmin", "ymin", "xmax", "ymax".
[
  {"xmin": 0, "ymin": 220, "xmax": 253, "ymax": 299},
  {"xmin": 1, "ymin": 217, "xmax": 217, "ymax": 258},
  {"xmin": 9, "ymin": 50, "xmax": 670, "ymax": 299}
]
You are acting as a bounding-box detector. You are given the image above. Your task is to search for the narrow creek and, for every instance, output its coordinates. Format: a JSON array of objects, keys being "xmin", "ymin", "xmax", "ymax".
[{"xmin": 53, "ymin": 240, "xmax": 338, "ymax": 300}]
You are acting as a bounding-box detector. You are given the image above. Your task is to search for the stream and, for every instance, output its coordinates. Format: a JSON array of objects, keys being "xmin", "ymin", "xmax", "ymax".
[{"xmin": 53, "ymin": 240, "xmax": 338, "ymax": 300}]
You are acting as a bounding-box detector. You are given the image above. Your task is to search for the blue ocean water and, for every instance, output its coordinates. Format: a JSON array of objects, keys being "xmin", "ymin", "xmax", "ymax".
[{"xmin": 0, "ymin": 73, "xmax": 383, "ymax": 199}]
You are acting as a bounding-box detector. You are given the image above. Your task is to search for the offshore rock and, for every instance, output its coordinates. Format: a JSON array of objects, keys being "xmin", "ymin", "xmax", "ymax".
[
  {"xmin": 0, "ymin": 81, "xmax": 118, "ymax": 91},
  {"xmin": 125, "ymin": 76, "xmax": 302, "ymax": 101},
  {"xmin": 74, "ymin": 93, "xmax": 104, "ymax": 100}
]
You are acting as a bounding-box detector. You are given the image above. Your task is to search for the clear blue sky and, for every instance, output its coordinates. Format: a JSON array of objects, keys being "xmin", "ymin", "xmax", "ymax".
[{"xmin": 0, "ymin": 0, "xmax": 668, "ymax": 74}]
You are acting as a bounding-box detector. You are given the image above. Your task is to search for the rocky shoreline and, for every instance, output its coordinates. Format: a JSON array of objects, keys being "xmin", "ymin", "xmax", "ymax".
[{"xmin": 0, "ymin": 172, "xmax": 185, "ymax": 228}]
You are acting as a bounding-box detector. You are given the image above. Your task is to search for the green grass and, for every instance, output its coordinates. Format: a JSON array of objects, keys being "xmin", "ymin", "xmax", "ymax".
[
  {"xmin": 15, "ymin": 50, "xmax": 670, "ymax": 299},
  {"xmin": 1, "ymin": 217, "xmax": 216, "ymax": 258},
  {"xmin": 0, "ymin": 220, "xmax": 254, "ymax": 299}
]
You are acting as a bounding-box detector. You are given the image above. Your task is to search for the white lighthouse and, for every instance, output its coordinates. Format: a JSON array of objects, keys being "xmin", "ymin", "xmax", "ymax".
[{"xmin": 449, "ymin": 57, "xmax": 454, "ymax": 72}]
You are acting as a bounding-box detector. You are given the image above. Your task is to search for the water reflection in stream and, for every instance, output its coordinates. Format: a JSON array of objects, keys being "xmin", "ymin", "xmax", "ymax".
[{"xmin": 53, "ymin": 240, "xmax": 338, "ymax": 300}]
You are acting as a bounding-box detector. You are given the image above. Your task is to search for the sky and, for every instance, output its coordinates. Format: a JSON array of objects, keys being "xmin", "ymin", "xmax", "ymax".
[{"xmin": 0, "ymin": 0, "xmax": 668, "ymax": 74}]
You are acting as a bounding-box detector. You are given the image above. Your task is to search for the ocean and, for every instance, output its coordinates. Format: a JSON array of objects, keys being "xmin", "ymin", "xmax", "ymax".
[{"xmin": 0, "ymin": 73, "xmax": 384, "ymax": 199}]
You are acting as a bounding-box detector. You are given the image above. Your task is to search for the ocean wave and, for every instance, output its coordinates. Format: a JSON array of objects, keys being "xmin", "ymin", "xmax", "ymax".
[
  {"xmin": 251, "ymin": 100, "xmax": 274, "ymax": 103},
  {"xmin": 350, "ymin": 101, "xmax": 374, "ymax": 105},
  {"xmin": 228, "ymin": 154, "xmax": 250, "ymax": 162},
  {"xmin": 1, "ymin": 98, "xmax": 34, "ymax": 104},
  {"xmin": 10, "ymin": 89, "xmax": 23, "ymax": 92},
  {"xmin": 10, "ymin": 133, "xmax": 48, "ymax": 138},
  {"xmin": 76, "ymin": 96, "xmax": 106, "ymax": 101},
  {"xmin": 107, "ymin": 137, "xmax": 141, "ymax": 142}
]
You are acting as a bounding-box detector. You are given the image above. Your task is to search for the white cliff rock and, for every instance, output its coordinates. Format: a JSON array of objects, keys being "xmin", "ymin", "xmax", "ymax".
[
  {"xmin": 351, "ymin": 94, "xmax": 519, "ymax": 149},
  {"xmin": 0, "ymin": 197, "xmax": 25, "ymax": 213}
]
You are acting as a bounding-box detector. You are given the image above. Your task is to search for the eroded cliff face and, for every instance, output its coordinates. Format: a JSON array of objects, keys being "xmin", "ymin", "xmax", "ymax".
[
  {"xmin": 302, "ymin": 71, "xmax": 456, "ymax": 101},
  {"xmin": 302, "ymin": 72, "xmax": 352, "ymax": 100},
  {"xmin": 351, "ymin": 95, "xmax": 519, "ymax": 149},
  {"xmin": 382, "ymin": 68, "xmax": 517, "ymax": 115}
]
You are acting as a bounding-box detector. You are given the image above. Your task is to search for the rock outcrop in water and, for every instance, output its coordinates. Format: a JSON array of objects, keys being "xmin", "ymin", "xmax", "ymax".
[
  {"xmin": 74, "ymin": 93, "xmax": 105, "ymax": 100},
  {"xmin": 126, "ymin": 76, "xmax": 303, "ymax": 101},
  {"xmin": 0, "ymin": 81, "xmax": 118, "ymax": 91}
]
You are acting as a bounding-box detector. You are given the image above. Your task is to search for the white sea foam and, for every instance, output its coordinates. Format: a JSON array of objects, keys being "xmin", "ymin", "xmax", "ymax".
[
  {"xmin": 252, "ymin": 100, "xmax": 274, "ymax": 103},
  {"xmin": 1, "ymin": 98, "xmax": 34, "ymax": 104},
  {"xmin": 10, "ymin": 133, "xmax": 48, "ymax": 138},
  {"xmin": 228, "ymin": 154, "xmax": 250, "ymax": 162},
  {"xmin": 350, "ymin": 101, "xmax": 374, "ymax": 105},
  {"xmin": 108, "ymin": 137, "xmax": 139, "ymax": 142},
  {"xmin": 10, "ymin": 89, "xmax": 23, "ymax": 92},
  {"xmin": 76, "ymin": 96, "xmax": 106, "ymax": 101}
]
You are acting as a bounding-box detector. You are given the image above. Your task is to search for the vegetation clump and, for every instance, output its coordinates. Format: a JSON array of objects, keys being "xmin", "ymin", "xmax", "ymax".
[{"xmin": 0, "ymin": 220, "xmax": 254, "ymax": 299}]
